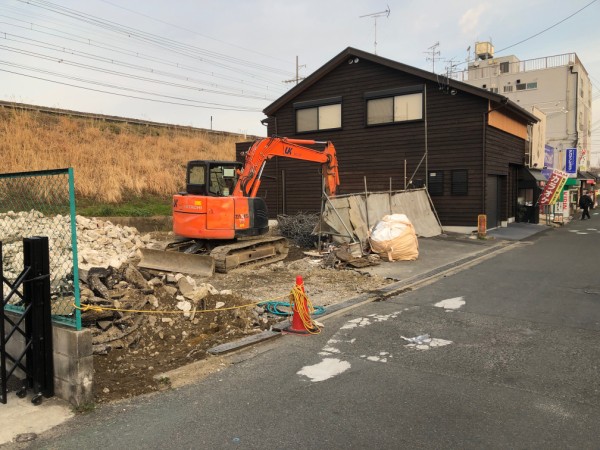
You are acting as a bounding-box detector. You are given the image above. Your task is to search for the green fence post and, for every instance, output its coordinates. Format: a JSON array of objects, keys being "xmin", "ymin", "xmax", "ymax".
[{"xmin": 68, "ymin": 168, "xmax": 82, "ymax": 330}]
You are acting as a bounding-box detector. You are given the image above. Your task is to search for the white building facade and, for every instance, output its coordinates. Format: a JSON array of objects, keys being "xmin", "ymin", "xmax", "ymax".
[{"xmin": 452, "ymin": 42, "xmax": 592, "ymax": 173}]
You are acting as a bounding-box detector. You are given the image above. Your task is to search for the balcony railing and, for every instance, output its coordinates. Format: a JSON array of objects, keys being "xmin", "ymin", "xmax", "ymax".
[{"xmin": 450, "ymin": 53, "xmax": 579, "ymax": 82}]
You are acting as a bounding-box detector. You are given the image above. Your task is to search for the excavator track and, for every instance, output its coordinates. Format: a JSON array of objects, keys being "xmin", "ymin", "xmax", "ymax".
[{"xmin": 210, "ymin": 236, "xmax": 289, "ymax": 273}]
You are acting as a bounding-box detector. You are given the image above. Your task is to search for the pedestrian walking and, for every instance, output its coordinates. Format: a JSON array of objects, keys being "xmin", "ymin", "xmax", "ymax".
[{"xmin": 579, "ymin": 191, "xmax": 592, "ymax": 220}]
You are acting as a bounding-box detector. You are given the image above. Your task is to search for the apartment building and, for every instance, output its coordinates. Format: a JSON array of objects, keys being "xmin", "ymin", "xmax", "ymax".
[{"xmin": 452, "ymin": 42, "xmax": 592, "ymax": 172}]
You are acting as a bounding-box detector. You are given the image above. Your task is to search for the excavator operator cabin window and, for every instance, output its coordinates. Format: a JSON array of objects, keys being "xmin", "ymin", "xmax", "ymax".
[{"xmin": 189, "ymin": 165, "xmax": 205, "ymax": 185}]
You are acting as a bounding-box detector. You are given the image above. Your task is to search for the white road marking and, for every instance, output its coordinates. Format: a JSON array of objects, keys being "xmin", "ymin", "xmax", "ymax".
[
  {"xmin": 302, "ymin": 312, "xmax": 402, "ymax": 380},
  {"xmin": 297, "ymin": 358, "xmax": 351, "ymax": 382},
  {"xmin": 434, "ymin": 297, "xmax": 465, "ymax": 310},
  {"xmin": 405, "ymin": 338, "xmax": 453, "ymax": 351}
]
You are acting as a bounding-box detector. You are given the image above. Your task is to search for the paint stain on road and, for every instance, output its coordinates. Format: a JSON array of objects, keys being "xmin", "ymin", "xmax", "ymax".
[
  {"xmin": 434, "ymin": 297, "xmax": 465, "ymax": 310},
  {"xmin": 297, "ymin": 358, "xmax": 351, "ymax": 382},
  {"xmin": 405, "ymin": 338, "xmax": 453, "ymax": 351}
]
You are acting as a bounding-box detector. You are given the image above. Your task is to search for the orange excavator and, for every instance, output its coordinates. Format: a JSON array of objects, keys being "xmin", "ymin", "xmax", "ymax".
[{"xmin": 139, "ymin": 137, "xmax": 339, "ymax": 275}]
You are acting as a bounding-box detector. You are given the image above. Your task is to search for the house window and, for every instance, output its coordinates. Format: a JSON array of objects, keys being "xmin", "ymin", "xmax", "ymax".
[
  {"xmin": 516, "ymin": 83, "xmax": 527, "ymax": 91},
  {"xmin": 451, "ymin": 170, "xmax": 468, "ymax": 195},
  {"xmin": 428, "ymin": 171, "xmax": 444, "ymax": 196},
  {"xmin": 365, "ymin": 86, "xmax": 424, "ymax": 126},
  {"xmin": 489, "ymin": 87, "xmax": 498, "ymax": 93},
  {"xmin": 294, "ymin": 97, "xmax": 342, "ymax": 132},
  {"xmin": 526, "ymin": 82, "xmax": 537, "ymax": 90},
  {"xmin": 366, "ymin": 93, "xmax": 423, "ymax": 125},
  {"xmin": 500, "ymin": 62, "xmax": 510, "ymax": 73},
  {"xmin": 503, "ymin": 85, "xmax": 513, "ymax": 93}
]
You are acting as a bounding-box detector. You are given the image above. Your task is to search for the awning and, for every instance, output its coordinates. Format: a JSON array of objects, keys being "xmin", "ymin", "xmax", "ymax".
[
  {"xmin": 579, "ymin": 171, "xmax": 598, "ymax": 182},
  {"xmin": 519, "ymin": 167, "xmax": 547, "ymax": 182},
  {"xmin": 528, "ymin": 168, "xmax": 547, "ymax": 182}
]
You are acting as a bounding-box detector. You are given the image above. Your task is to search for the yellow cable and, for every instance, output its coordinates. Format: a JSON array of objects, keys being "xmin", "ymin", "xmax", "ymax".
[
  {"xmin": 289, "ymin": 283, "xmax": 321, "ymax": 334},
  {"xmin": 73, "ymin": 292, "xmax": 289, "ymax": 315}
]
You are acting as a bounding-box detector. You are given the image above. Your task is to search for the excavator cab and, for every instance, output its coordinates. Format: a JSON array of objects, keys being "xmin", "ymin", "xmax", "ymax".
[
  {"xmin": 173, "ymin": 160, "xmax": 269, "ymax": 241},
  {"xmin": 186, "ymin": 161, "xmax": 242, "ymax": 197}
]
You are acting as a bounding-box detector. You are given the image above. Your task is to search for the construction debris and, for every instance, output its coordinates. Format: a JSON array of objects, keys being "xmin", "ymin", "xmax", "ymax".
[
  {"xmin": 277, "ymin": 212, "xmax": 320, "ymax": 248},
  {"xmin": 80, "ymin": 264, "xmax": 276, "ymax": 356},
  {"xmin": 1, "ymin": 210, "xmax": 393, "ymax": 403}
]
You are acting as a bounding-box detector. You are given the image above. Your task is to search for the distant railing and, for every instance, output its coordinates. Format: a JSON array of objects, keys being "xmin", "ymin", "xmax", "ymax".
[{"xmin": 450, "ymin": 53, "xmax": 579, "ymax": 82}]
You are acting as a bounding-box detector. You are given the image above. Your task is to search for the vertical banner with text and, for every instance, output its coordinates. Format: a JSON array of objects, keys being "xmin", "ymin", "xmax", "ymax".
[{"xmin": 538, "ymin": 170, "xmax": 568, "ymax": 206}]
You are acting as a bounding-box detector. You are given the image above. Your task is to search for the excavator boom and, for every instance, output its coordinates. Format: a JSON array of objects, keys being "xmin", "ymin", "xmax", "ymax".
[{"xmin": 234, "ymin": 137, "xmax": 339, "ymax": 198}]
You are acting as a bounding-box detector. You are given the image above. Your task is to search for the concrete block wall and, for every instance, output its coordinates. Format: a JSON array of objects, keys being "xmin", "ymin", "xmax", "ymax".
[
  {"xmin": 3, "ymin": 313, "xmax": 93, "ymax": 406},
  {"xmin": 52, "ymin": 325, "xmax": 93, "ymax": 406}
]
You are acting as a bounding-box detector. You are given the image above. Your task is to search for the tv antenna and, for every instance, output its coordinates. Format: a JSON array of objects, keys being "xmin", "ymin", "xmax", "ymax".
[
  {"xmin": 424, "ymin": 41, "xmax": 441, "ymax": 73},
  {"xmin": 359, "ymin": 5, "xmax": 390, "ymax": 55}
]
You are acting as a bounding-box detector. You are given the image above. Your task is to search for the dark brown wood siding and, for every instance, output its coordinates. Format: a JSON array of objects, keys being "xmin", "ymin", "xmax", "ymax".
[
  {"xmin": 259, "ymin": 57, "xmax": 529, "ymax": 226},
  {"xmin": 485, "ymin": 126, "xmax": 527, "ymax": 222}
]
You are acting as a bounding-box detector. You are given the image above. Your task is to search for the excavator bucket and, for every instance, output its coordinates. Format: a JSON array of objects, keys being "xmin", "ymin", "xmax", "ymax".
[{"xmin": 138, "ymin": 248, "xmax": 215, "ymax": 277}]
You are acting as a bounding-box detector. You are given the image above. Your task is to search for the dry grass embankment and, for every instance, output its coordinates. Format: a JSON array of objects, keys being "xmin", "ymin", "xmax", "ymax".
[{"xmin": 0, "ymin": 108, "xmax": 243, "ymax": 203}]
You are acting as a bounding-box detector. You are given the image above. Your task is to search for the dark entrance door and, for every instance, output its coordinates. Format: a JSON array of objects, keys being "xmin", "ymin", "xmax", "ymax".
[{"xmin": 486, "ymin": 175, "xmax": 500, "ymax": 228}]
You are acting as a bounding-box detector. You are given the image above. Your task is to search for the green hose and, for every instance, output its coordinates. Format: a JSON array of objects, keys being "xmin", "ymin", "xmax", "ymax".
[{"xmin": 258, "ymin": 301, "xmax": 326, "ymax": 316}]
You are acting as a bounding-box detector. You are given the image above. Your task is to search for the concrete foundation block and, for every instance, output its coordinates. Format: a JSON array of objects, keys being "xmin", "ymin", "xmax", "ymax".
[{"xmin": 52, "ymin": 326, "xmax": 94, "ymax": 406}]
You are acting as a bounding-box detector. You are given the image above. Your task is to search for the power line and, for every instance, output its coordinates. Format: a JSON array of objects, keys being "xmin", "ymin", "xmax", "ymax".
[
  {"xmin": 0, "ymin": 15, "xmax": 285, "ymax": 94},
  {"xmin": 0, "ymin": 66, "xmax": 262, "ymax": 111},
  {"xmin": 450, "ymin": 0, "xmax": 598, "ymax": 72},
  {"xmin": 0, "ymin": 31, "xmax": 277, "ymax": 99},
  {"xmin": 17, "ymin": 0, "xmax": 294, "ymax": 80},
  {"xmin": 495, "ymin": 0, "xmax": 598, "ymax": 54},
  {"xmin": 98, "ymin": 0, "xmax": 292, "ymax": 66}
]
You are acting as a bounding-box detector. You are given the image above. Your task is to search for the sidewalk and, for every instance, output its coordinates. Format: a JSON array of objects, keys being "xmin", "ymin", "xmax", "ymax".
[
  {"xmin": 0, "ymin": 392, "xmax": 73, "ymax": 446},
  {"xmin": 359, "ymin": 221, "xmax": 550, "ymax": 281}
]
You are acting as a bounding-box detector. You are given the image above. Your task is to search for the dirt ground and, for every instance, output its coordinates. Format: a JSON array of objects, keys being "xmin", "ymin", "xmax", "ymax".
[{"xmin": 91, "ymin": 241, "xmax": 392, "ymax": 405}]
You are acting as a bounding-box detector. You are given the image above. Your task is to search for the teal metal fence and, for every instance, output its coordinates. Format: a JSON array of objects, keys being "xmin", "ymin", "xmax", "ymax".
[{"xmin": 0, "ymin": 168, "xmax": 81, "ymax": 330}]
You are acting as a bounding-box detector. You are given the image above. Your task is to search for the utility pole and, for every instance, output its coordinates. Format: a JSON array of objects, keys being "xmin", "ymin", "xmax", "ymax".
[
  {"xmin": 283, "ymin": 56, "xmax": 306, "ymax": 85},
  {"xmin": 359, "ymin": 5, "xmax": 390, "ymax": 55},
  {"xmin": 424, "ymin": 41, "xmax": 441, "ymax": 73}
]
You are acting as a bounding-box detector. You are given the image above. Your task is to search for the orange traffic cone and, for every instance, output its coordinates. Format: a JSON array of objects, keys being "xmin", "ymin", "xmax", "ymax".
[{"xmin": 287, "ymin": 275, "xmax": 316, "ymax": 334}]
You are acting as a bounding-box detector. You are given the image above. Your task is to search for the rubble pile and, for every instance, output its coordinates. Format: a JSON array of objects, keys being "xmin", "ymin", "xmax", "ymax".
[
  {"xmin": 0, "ymin": 211, "xmax": 275, "ymax": 358},
  {"xmin": 0, "ymin": 211, "xmax": 158, "ymax": 299},
  {"xmin": 81, "ymin": 264, "xmax": 271, "ymax": 356}
]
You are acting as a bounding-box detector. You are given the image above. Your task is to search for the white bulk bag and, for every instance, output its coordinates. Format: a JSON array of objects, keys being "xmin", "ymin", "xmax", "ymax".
[{"xmin": 368, "ymin": 214, "xmax": 419, "ymax": 261}]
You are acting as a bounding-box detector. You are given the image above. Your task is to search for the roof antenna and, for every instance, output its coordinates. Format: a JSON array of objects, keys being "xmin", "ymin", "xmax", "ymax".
[{"xmin": 359, "ymin": 5, "xmax": 390, "ymax": 55}]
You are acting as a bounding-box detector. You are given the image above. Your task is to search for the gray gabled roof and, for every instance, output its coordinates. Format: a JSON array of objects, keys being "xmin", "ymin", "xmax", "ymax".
[{"xmin": 264, "ymin": 47, "xmax": 538, "ymax": 124}]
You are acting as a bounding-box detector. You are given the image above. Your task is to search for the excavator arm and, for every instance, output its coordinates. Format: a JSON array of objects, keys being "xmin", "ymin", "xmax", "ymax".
[{"xmin": 233, "ymin": 137, "xmax": 340, "ymax": 198}]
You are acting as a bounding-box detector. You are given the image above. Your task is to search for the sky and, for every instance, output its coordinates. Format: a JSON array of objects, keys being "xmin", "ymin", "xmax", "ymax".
[{"xmin": 1, "ymin": 0, "xmax": 599, "ymax": 158}]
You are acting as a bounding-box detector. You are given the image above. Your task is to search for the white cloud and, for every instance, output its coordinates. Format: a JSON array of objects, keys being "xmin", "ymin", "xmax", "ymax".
[{"xmin": 459, "ymin": 4, "xmax": 489, "ymax": 35}]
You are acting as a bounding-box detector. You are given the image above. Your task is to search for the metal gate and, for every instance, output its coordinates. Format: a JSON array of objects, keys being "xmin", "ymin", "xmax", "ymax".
[{"xmin": 1, "ymin": 237, "xmax": 54, "ymax": 405}]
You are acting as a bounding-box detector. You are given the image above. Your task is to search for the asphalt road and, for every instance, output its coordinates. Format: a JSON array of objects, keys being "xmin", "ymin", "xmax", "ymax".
[{"xmin": 24, "ymin": 213, "xmax": 600, "ymax": 449}]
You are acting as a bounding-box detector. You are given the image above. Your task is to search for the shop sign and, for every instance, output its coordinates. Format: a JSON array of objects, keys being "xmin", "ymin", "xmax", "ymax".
[
  {"xmin": 541, "ymin": 144, "xmax": 554, "ymax": 179},
  {"xmin": 565, "ymin": 148, "xmax": 577, "ymax": 174},
  {"xmin": 538, "ymin": 170, "xmax": 568, "ymax": 205}
]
